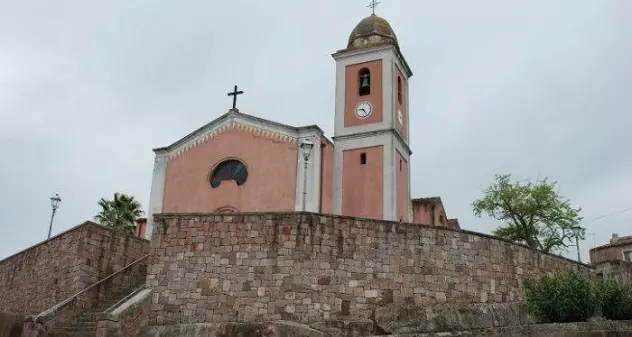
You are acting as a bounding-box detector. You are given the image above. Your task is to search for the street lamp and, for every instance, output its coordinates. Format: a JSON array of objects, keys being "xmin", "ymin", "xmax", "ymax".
[
  {"xmin": 47, "ymin": 193, "xmax": 62, "ymax": 239},
  {"xmin": 569, "ymin": 225, "xmax": 583, "ymax": 263},
  {"xmin": 300, "ymin": 139, "xmax": 314, "ymax": 212}
]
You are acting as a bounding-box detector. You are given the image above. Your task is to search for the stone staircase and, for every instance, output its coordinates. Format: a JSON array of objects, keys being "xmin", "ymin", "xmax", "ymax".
[
  {"xmin": 26, "ymin": 254, "xmax": 149, "ymax": 337},
  {"xmin": 49, "ymin": 281, "xmax": 146, "ymax": 337}
]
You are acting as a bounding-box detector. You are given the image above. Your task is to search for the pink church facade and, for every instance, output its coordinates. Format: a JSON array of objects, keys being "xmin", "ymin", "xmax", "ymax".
[{"xmin": 145, "ymin": 14, "xmax": 459, "ymax": 239}]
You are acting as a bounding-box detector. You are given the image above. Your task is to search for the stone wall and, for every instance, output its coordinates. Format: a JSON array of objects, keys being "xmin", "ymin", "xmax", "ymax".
[
  {"xmin": 147, "ymin": 212, "xmax": 590, "ymax": 326},
  {"xmin": 137, "ymin": 319, "xmax": 632, "ymax": 337},
  {"xmin": 0, "ymin": 221, "xmax": 150, "ymax": 315},
  {"xmin": 594, "ymin": 259, "xmax": 632, "ymax": 287},
  {"xmin": 0, "ymin": 312, "xmax": 23, "ymax": 337},
  {"xmin": 97, "ymin": 289, "xmax": 152, "ymax": 337},
  {"xmin": 386, "ymin": 320, "xmax": 632, "ymax": 337}
]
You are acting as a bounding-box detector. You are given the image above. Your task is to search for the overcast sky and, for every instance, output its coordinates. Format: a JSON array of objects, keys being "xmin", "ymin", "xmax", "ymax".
[{"xmin": 1, "ymin": 0, "xmax": 630, "ymax": 262}]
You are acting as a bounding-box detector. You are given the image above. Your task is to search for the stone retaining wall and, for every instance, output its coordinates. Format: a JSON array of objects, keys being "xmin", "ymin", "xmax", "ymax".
[
  {"xmin": 138, "ymin": 320, "xmax": 632, "ymax": 337},
  {"xmin": 386, "ymin": 320, "xmax": 632, "ymax": 337},
  {"xmin": 148, "ymin": 212, "xmax": 591, "ymax": 326},
  {"xmin": 0, "ymin": 221, "xmax": 150, "ymax": 315}
]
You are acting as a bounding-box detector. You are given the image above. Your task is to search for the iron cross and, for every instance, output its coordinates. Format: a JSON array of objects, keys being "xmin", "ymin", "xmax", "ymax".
[
  {"xmin": 227, "ymin": 85, "xmax": 244, "ymax": 110},
  {"xmin": 367, "ymin": 0, "xmax": 380, "ymax": 14}
]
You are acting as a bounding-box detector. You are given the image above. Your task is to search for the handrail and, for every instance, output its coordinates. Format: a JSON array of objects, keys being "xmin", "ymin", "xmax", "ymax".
[
  {"xmin": 103, "ymin": 283, "xmax": 146, "ymax": 314},
  {"xmin": 32, "ymin": 253, "xmax": 150, "ymax": 323}
]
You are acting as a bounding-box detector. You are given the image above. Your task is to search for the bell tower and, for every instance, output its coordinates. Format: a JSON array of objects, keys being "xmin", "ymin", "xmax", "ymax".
[{"xmin": 331, "ymin": 13, "xmax": 413, "ymax": 222}]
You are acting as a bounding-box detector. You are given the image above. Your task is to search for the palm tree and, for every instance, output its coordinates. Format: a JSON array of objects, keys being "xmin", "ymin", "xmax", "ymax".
[{"xmin": 94, "ymin": 193, "xmax": 144, "ymax": 235}]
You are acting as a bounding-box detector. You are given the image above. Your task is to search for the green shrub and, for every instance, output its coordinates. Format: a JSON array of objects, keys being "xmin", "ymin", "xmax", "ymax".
[
  {"xmin": 522, "ymin": 270, "xmax": 597, "ymax": 323},
  {"xmin": 595, "ymin": 279, "xmax": 632, "ymax": 320}
]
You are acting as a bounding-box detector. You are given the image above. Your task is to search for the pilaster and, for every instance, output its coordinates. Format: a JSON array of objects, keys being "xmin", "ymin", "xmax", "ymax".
[{"xmin": 146, "ymin": 153, "xmax": 168, "ymax": 240}]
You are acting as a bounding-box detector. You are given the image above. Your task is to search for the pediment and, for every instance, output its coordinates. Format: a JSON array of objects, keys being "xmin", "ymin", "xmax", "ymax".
[{"xmin": 154, "ymin": 109, "xmax": 323, "ymax": 160}]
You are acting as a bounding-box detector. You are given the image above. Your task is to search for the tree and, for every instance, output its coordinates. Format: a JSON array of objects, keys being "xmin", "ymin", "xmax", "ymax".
[
  {"xmin": 94, "ymin": 192, "xmax": 144, "ymax": 235},
  {"xmin": 472, "ymin": 174, "xmax": 584, "ymax": 254}
]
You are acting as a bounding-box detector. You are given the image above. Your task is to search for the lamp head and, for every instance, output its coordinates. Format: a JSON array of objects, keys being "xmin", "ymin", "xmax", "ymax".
[
  {"xmin": 570, "ymin": 225, "xmax": 582, "ymax": 237},
  {"xmin": 50, "ymin": 193, "xmax": 62, "ymax": 210},
  {"xmin": 300, "ymin": 139, "xmax": 314, "ymax": 161}
]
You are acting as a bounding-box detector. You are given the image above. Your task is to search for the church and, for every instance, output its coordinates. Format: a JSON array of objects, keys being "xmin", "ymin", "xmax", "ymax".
[{"xmin": 145, "ymin": 12, "xmax": 460, "ymax": 240}]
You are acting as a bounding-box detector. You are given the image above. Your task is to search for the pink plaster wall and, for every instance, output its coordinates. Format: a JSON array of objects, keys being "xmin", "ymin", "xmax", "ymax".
[
  {"xmin": 396, "ymin": 151, "xmax": 409, "ymax": 222},
  {"xmin": 412, "ymin": 201, "xmax": 446, "ymax": 227},
  {"xmin": 394, "ymin": 66, "xmax": 407, "ymax": 141},
  {"xmin": 344, "ymin": 60, "xmax": 383, "ymax": 127},
  {"xmin": 320, "ymin": 138, "xmax": 334, "ymax": 214},
  {"xmin": 162, "ymin": 126, "xmax": 298, "ymax": 213},
  {"xmin": 342, "ymin": 146, "xmax": 384, "ymax": 219},
  {"xmin": 412, "ymin": 203, "xmax": 431, "ymax": 225}
]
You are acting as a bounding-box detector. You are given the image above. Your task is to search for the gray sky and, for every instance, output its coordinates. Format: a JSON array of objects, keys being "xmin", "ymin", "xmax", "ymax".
[{"xmin": 1, "ymin": 0, "xmax": 631, "ymax": 262}]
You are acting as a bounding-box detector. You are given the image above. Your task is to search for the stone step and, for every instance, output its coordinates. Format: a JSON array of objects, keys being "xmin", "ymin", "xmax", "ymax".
[
  {"xmin": 50, "ymin": 330, "xmax": 96, "ymax": 337},
  {"xmin": 53, "ymin": 328, "xmax": 96, "ymax": 337},
  {"xmin": 52, "ymin": 319, "xmax": 97, "ymax": 332},
  {"xmin": 53, "ymin": 283, "xmax": 146, "ymax": 334},
  {"xmin": 60, "ymin": 320, "xmax": 98, "ymax": 328},
  {"xmin": 55, "ymin": 326, "xmax": 97, "ymax": 332},
  {"xmin": 72, "ymin": 313, "xmax": 99, "ymax": 322}
]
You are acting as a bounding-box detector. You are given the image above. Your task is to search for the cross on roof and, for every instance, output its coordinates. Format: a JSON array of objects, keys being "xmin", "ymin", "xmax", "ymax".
[
  {"xmin": 367, "ymin": 0, "xmax": 380, "ymax": 15},
  {"xmin": 227, "ymin": 85, "xmax": 244, "ymax": 110}
]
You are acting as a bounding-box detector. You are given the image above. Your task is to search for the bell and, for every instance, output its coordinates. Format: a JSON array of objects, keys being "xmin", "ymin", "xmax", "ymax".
[{"xmin": 360, "ymin": 76, "xmax": 370, "ymax": 89}]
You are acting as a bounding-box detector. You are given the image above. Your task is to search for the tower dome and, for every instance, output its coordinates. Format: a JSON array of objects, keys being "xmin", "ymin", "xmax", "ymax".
[{"xmin": 347, "ymin": 14, "xmax": 398, "ymax": 50}]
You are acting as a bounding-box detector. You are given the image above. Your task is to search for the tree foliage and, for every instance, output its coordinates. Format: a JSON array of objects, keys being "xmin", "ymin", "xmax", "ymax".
[
  {"xmin": 94, "ymin": 192, "xmax": 144, "ymax": 236},
  {"xmin": 472, "ymin": 174, "xmax": 583, "ymax": 254}
]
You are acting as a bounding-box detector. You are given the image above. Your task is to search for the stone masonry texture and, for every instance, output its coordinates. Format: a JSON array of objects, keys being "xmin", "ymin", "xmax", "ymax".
[
  {"xmin": 96, "ymin": 290, "xmax": 151, "ymax": 337},
  {"xmin": 137, "ymin": 320, "xmax": 632, "ymax": 337},
  {"xmin": 147, "ymin": 212, "xmax": 591, "ymax": 326},
  {"xmin": 594, "ymin": 260, "xmax": 632, "ymax": 287},
  {"xmin": 0, "ymin": 221, "xmax": 150, "ymax": 315}
]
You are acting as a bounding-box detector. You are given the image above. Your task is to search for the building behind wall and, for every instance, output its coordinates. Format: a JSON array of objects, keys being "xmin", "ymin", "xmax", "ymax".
[
  {"xmin": 590, "ymin": 233, "xmax": 632, "ymax": 265},
  {"xmin": 590, "ymin": 233, "xmax": 632, "ymax": 287}
]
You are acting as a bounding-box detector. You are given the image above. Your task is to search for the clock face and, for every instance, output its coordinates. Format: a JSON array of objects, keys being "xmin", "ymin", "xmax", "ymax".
[
  {"xmin": 397, "ymin": 109, "xmax": 403, "ymax": 125},
  {"xmin": 355, "ymin": 102, "xmax": 373, "ymax": 119}
]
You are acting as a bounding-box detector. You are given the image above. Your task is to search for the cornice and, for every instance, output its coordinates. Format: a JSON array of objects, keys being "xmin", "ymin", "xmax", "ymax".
[
  {"xmin": 332, "ymin": 43, "xmax": 413, "ymax": 77},
  {"xmin": 332, "ymin": 128, "xmax": 412, "ymax": 155},
  {"xmin": 155, "ymin": 109, "xmax": 325, "ymax": 161}
]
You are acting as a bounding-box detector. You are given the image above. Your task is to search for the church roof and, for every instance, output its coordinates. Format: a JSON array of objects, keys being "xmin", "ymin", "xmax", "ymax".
[
  {"xmin": 153, "ymin": 109, "xmax": 326, "ymax": 155},
  {"xmin": 347, "ymin": 14, "xmax": 398, "ymax": 50},
  {"xmin": 335, "ymin": 14, "xmax": 413, "ymax": 78}
]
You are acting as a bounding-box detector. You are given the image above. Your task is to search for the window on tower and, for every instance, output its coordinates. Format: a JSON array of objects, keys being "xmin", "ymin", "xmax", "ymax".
[
  {"xmin": 360, "ymin": 152, "xmax": 367, "ymax": 165},
  {"xmin": 358, "ymin": 68, "xmax": 371, "ymax": 96},
  {"xmin": 397, "ymin": 76, "xmax": 403, "ymax": 104},
  {"xmin": 209, "ymin": 159, "xmax": 248, "ymax": 188}
]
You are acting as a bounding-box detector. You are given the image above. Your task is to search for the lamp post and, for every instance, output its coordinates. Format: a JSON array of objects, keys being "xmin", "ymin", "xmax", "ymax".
[
  {"xmin": 300, "ymin": 139, "xmax": 314, "ymax": 212},
  {"xmin": 47, "ymin": 193, "xmax": 62, "ymax": 239},
  {"xmin": 570, "ymin": 225, "xmax": 583, "ymax": 263}
]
